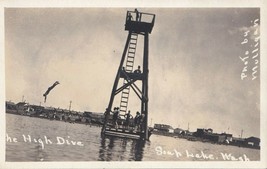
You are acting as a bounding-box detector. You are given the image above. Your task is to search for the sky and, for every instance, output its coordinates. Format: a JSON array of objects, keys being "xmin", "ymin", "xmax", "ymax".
[{"xmin": 5, "ymin": 8, "xmax": 260, "ymax": 138}]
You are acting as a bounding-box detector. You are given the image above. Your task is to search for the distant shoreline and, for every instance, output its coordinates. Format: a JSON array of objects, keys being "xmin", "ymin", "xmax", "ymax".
[
  {"xmin": 6, "ymin": 111, "xmax": 103, "ymax": 128},
  {"xmin": 151, "ymin": 130, "xmax": 260, "ymax": 150}
]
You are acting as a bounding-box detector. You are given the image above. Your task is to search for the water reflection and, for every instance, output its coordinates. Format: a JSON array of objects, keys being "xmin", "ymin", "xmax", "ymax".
[
  {"xmin": 130, "ymin": 138, "xmax": 146, "ymax": 161},
  {"xmin": 98, "ymin": 136, "xmax": 146, "ymax": 161},
  {"xmin": 35, "ymin": 143, "xmax": 46, "ymax": 161}
]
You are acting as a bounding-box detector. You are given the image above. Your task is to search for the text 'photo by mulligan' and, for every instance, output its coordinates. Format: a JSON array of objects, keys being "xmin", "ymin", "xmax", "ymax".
[{"xmin": 5, "ymin": 8, "xmax": 261, "ymax": 162}]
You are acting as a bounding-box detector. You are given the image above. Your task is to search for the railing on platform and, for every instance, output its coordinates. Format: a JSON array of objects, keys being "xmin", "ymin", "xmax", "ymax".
[
  {"xmin": 125, "ymin": 10, "xmax": 155, "ymax": 33},
  {"xmin": 125, "ymin": 10, "xmax": 155, "ymax": 26}
]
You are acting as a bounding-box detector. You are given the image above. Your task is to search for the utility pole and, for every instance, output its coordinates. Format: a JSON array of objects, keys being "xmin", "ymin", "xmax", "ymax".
[
  {"xmin": 22, "ymin": 95, "xmax": 24, "ymax": 102},
  {"xmin": 69, "ymin": 101, "xmax": 72, "ymax": 111},
  {"xmin": 241, "ymin": 129, "xmax": 243, "ymax": 138},
  {"xmin": 187, "ymin": 122, "xmax": 190, "ymax": 131}
]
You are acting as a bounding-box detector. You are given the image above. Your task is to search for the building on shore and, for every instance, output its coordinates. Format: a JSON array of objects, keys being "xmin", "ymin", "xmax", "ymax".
[
  {"xmin": 5, "ymin": 101, "xmax": 17, "ymax": 114},
  {"xmin": 154, "ymin": 124, "xmax": 174, "ymax": 133},
  {"xmin": 231, "ymin": 137, "xmax": 246, "ymax": 146},
  {"xmin": 83, "ymin": 111, "xmax": 104, "ymax": 125},
  {"xmin": 194, "ymin": 128, "xmax": 233, "ymax": 143},
  {"xmin": 233, "ymin": 136, "xmax": 261, "ymax": 149},
  {"xmin": 245, "ymin": 137, "xmax": 260, "ymax": 149},
  {"xmin": 174, "ymin": 128, "xmax": 184, "ymax": 135},
  {"xmin": 16, "ymin": 102, "xmax": 28, "ymax": 115}
]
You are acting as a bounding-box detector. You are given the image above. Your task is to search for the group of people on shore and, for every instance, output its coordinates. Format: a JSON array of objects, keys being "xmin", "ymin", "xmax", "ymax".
[{"xmin": 111, "ymin": 107, "xmax": 146, "ymax": 132}]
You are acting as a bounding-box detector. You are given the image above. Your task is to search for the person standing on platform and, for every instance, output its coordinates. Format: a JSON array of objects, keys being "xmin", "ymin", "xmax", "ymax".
[
  {"xmin": 134, "ymin": 111, "xmax": 141, "ymax": 130},
  {"xmin": 113, "ymin": 107, "xmax": 119, "ymax": 129},
  {"xmin": 135, "ymin": 8, "xmax": 140, "ymax": 21},
  {"xmin": 124, "ymin": 110, "xmax": 133, "ymax": 129},
  {"xmin": 127, "ymin": 12, "xmax": 133, "ymax": 21},
  {"xmin": 134, "ymin": 65, "xmax": 141, "ymax": 74},
  {"xmin": 140, "ymin": 113, "xmax": 146, "ymax": 132}
]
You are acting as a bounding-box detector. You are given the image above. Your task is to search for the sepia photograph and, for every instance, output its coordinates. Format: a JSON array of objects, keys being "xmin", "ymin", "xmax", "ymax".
[{"xmin": 1, "ymin": 1, "xmax": 267, "ymax": 168}]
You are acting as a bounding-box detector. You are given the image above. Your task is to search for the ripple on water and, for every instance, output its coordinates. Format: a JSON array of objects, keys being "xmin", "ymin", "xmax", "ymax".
[{"xmin": 6, "ymin": 114, "xmax": 260, "ymax": 161}]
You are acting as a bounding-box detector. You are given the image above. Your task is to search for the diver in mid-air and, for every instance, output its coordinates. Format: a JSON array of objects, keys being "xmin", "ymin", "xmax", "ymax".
[{"xmin": 43, "ymin": 81, "xmax": 60, "ymax": 103}]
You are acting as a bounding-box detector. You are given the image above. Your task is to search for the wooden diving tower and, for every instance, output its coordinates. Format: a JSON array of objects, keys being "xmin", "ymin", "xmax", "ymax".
[{"xmin": 101, "ymin": 10, "xmax": 155, "ymax": 140}]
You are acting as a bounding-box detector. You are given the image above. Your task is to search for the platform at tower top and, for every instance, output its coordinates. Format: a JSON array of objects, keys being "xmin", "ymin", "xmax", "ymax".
[{"xmin": 125, "ymin": 10, "xmax": 155, "ymax": 34}]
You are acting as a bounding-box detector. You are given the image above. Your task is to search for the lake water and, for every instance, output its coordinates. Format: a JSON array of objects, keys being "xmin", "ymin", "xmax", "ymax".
[{"xmin": 6, "ymin": 113, "xmax": 260, "ymax": 161}]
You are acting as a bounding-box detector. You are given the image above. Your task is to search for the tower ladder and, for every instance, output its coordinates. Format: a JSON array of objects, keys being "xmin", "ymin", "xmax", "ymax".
[{"xmin": 119, "ymin": 33, "xmax": 138, "ymax": 115}]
